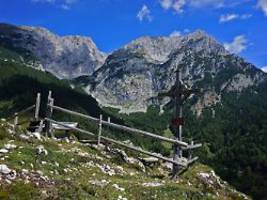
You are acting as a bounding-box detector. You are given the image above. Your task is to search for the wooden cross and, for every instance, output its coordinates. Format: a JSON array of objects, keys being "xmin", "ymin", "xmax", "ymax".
[{"xmin": 159, "ymin": 69, "xmax": 200, "ymax": 178}]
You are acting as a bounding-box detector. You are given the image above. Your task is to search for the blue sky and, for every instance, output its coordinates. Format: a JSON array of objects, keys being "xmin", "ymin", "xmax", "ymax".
[{"xmin": 0, "ymin": 0, "xmax": 267, "ymax": 68}]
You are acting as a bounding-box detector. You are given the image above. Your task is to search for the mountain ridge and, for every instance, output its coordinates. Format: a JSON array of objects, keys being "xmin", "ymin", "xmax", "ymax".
[{"xmin": 0, "ymin": 23, "xmax": 107, "ymax": 79}]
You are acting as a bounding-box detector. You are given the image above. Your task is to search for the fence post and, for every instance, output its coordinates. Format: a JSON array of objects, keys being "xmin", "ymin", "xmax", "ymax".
[
  {"xmin": 47, "ymin": 98, "xmax": 54, "ymax": 138},
  {"xmin": 13, "ymin": 113, "xmax": 18, "ymax": 133},
  {"xmin": 108, "ymin": 117, "xmax": 110, "ymax": 124},
  {"xmin": 34, "ymin": 93, "xmax": 41, "ymax": 120},
  {"xmin": 97, "ymin": 114, "xmax": 103, "ymax": 146},
  {"xmin": 45, "ymin": 91, "xmax": 53, "ymax": 138},
  {"xmin": 37, "ymin": 120, "xmax": 44, "ymax": 133},
  {"xmin": 188, "ymin": 141, "xmax": 193, "ymax": 160}
]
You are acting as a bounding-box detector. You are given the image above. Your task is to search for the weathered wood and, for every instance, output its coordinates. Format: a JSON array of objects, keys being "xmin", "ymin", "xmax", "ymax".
[
  {"xmin": 37, "ymin": 120, "xmax": 44, "ymax": 133},
  {"xmin": 13, "ymin": 113, "xmax": 18, "ymax": 132},
  {"xmin": 187, "ymin": 156, "xmax": 199, "ymax": 165},
  {"xmin": 48, "ymin": 90, "xmax": 52, "ymax": 101},
  {"xmin": 52, "ymin": 122, "xmax": 78, "ymax": 130},
  {"xmin": 182, "ymin": 143, "xmax": 202, "ymax": 150},
  {"xmin": 7, "ymin": 105, "xmax": 35, "ymax": 121},
  {"xmin": 97, "ymin": 114, "xmax": 103, "ymax": 146},
  {"xmin": 45, "ymin": 118, "xmax": 187, "ymax": 167},
  {"xmin": 34, "ymin": 93, "xmax": 41, "ymax": 120},
  {"xmin": 49, "ymin": 104, "xmax": 188, "ymax": 147},
  {"xmin": 51, "ymin": 105, "xmax": 99, "ymax": 122},
  {"xmin": 45, "ymin": 97, "xmax": 54, "ymax": 138},
  {"xmin": 102, "ymin": 120, "xmax": 188, "ymax": 147}
]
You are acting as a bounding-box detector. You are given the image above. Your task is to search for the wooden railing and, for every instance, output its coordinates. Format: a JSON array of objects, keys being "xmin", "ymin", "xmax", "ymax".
[
  {"xmin": 44, "ymin": 91, "xmax": 201, "ymax": 168},
  {"xmin": 5, "ymin": 91, "xmax": 201, "ymax": 169},
  {"xmin": 6, "ymin": 93, "xmax": 41, "ymax": 131}
]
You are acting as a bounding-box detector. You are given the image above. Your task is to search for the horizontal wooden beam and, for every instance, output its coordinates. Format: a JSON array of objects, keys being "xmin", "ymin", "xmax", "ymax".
[
  {"xmin": 49, "ymin": 105, "xmax": 188, "ymax": 147},
  {"xmin": 7, "ymin": 105, "xmax": 36, "ymax": 121},
  {"xmin": 45, "ymin": 118, "xmax": 187, "ymax": 167},
  {"xmin": 51, "ymin": 105, "xmax": 99, "ymax": 122},
  {"xmin": 182, "ymin": 143, "xmax": 202, "ymax": 150},
  {"xmin": 101, "ymin": 120, "xmax": 188, "ymax": 147},
  {"xmin": 187, "ymin": 157, "xmax": 199, "ymax": 165}
]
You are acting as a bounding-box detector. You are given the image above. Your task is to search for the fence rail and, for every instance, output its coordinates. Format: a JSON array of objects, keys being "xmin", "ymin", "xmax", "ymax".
[
  {"xmin": 42, "ymin": 91, "xmax": 201, "ymax": 170},
  {"xmin": 7, "ymin": 105, "xmax": 35, "ymax": 121},
  {"xmin": 50, "ymin": 105, "xmax": 188, "ymax": 147},
  {"xmin": 45, "ymin": 118, "xmax": 187, "ymax": 167}
]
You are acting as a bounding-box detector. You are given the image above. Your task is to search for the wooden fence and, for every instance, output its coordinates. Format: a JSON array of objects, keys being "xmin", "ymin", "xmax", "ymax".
[
  {"xmin": 5, "ymin": 91, "xmax": 201, "ymax": 170},
  {"xmin": 44, "ymin": 91, "xmax": 201, "ymax": 168},
  {"xmin": 7, "ymin": 93, "xmax": 41, "ymax": 131}
]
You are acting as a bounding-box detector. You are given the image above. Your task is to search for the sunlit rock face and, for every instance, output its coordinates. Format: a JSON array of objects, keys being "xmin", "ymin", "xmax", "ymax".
[
  {"xmin": 0, "ymin": 23, "xmax": 107, "ymax": 79},
  {"xmin": 83, "ymin": 30, "xmax": 266, "ymax": 113}
]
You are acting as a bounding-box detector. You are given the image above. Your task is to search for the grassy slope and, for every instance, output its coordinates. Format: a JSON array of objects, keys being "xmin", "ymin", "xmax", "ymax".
[{"xmin": 0, "ymin": 122, "xmax": 249, "ymax": 200}]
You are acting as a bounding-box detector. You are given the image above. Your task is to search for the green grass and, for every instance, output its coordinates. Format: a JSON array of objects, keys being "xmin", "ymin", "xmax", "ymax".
[{"xmin": 0, "ymin": 122, "xmax": 249, "ymax": 200}]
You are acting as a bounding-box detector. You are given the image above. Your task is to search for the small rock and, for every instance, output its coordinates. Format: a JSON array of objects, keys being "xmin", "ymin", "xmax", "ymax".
[
  {"xmin": 117, "ymin": 195, "xmax": 127, "ymax": 200},
  {"xmin": 32, "ymin": 132, "xmax": 42, "ymax": 140},
  {"xmin": 6, "ymin": 170, "xmax": 16, "ymax": 180},
  {"xmin": 36, "ymin": 170, "xmax": 44, "ymax": 176},
  {"xmin": 0, "ymin": 149, "xmax": 9, "ymax": 154},
  {"xmin": 22, "ymin": 169, "xmax": 29, "ymax": 174},
  {"xmin": 19, "ymin": 134, "xmax": 30, "ymax": 141},
  {"xmin": 36, "ymin": 145, "xmax": 48, "ymax": 156},
  {"xmin": 4, "ymin": 144, "xmax": 17, "ymax": 150},
  {"xmin": 142, "ymin": 182, "xmax": 162, "ymax": 187},
  {"xmin": 54, "ymin": 162, "xmax": 59, "ymax": 167},
  {"xmin": 112, "ymin": 184, "xmax": 125, "ymax": 191},
  {"xmin": 41, "ymin": 161, "xmax": 47, "ymax": 165},
  {"xmin": 0, "ymin": 164, "xmax": 11, "ymax": 174},
  {"xmin": 89, "ymin": 179, "xmax": 110, "ymax": 187}
]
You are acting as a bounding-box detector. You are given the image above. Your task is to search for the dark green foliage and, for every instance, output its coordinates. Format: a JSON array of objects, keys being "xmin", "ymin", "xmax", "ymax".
[{"xmin": 107, "ymin": 84, "xmax": 267, "ymax": 200}]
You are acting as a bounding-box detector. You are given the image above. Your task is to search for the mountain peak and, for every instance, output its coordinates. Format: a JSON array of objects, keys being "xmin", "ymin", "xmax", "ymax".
[{"xmin": 0, "ymin": 23, "xmax": 107, "ymax": 79}]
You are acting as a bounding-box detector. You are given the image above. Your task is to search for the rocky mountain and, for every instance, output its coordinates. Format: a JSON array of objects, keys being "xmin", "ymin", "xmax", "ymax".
[
  {"xmin": 73, "ymin": 31, "xmax": 267, "ymax": 199},
  {"xmin": 0, "ymin": 23, "xmax": 107, "ymax": 79},
  {"xmin": 1, "ymin": 23, "xmax": 267, "ymax": 199},
  {"xmin": 78, "ymin": 30, "xmax": 266, "ymax": 114}
]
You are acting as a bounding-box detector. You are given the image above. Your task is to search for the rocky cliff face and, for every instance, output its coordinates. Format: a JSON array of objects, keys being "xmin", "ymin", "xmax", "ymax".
[
  {"xmin": 81, "ymin": 30, "xmax": 266, "ymax": 113},
  {"xmin": 0, "ymin": 23, "xmax": 106, "ymax": 79}
]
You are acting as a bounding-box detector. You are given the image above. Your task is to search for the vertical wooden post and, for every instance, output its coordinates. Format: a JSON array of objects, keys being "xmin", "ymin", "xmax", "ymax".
[
  {"xmin": 48, "ymin": 90, "xmax": 52, "ymax": 101},
  {"xmin": 13, "ymin": 113, "xmax": 18, "ymax": 133},
  {"xmin": 108, "ymin": 117, "xmax": 111, "ymax": 124},
  {"xmin": 172, "ymin": 70, "xmax": 183, "ymax": 178},
  {"xmin": 47, "ymin": 98, "xmax": 54, "ymax": 138},
  {"xmin": 97, "ymin": 114, "xmax": 103, "ymax": 146},
  {"xmin": 37, "ymin": 120, "xmax": 44, "ymax": 133},
  {"xmin": 45, "ymin": 91, "xmax": 53, "ymax": 138},
  {"xmin": 34, "ymin": 93, "xmax": 41, "ymax": 120},
  {"xmin": 188, "ymin": 141, "xmax": 193, "ymax": 160}
]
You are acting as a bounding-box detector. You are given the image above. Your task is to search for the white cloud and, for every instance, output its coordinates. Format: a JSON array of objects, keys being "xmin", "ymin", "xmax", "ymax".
[
  {"xmin": 170, "ymin": 30, "xmax": 182, "ymax": 37},
  {"xmin": 261, "ymin": 66, "xmax": 267, "ymax": 73},
  {"xmin": 159, "ymin": 0, "xmax": 173, "ymax": 9},
  {"xmin": 224, "ymin": 35, "xmax": 248, "ymax": 54},
  {"xmin": 219, "ymin": 13, "xmax": 252, "ymax": 23},
  {"xmin": 169, "ymin": 29, "xmax": 190, "ymax": 37},
  {"xmin": 159, "ymin": 0, "xmax": 249, "ymax": 13},
  {"xmin": 159, "ymin": 0, "xmax": 186, "ymax": 13},
  {"xmin": 173, "ymin": 0, "xmax": 186, "ymax": 13},
  {"xmin": 257, "ymin": 0, "xmax": 267, "ymax": 16},
  {"xmin": 189, "ymin": 0, "xmax": 225, "ymax": 8},
  {"xmin": 219, "ymin": 14, "xmax": 239, "ymax": 22},
  {"xmin": 137, "ymin": 5, "xmax": 153, "ymax": 22}
]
